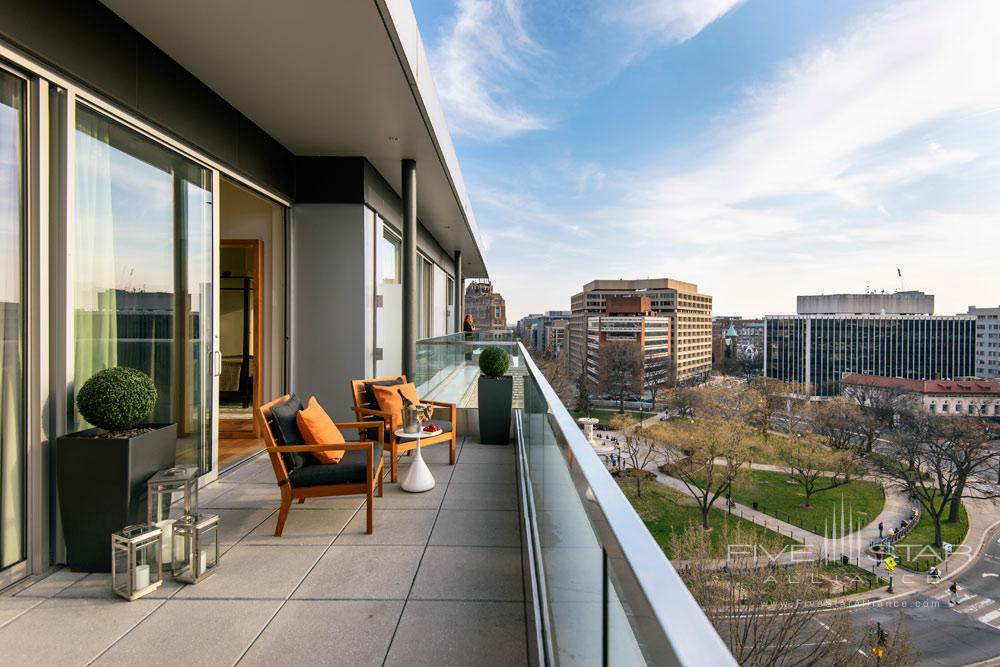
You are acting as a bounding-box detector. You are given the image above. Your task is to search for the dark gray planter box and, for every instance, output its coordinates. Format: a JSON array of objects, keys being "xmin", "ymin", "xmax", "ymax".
[
  {"xmin": 56, "ymin": 423, "xmax": 177, "ymax": 572},
  {"xmin": 478, "ymin": 376, "xmax": 513, "ymax": 445}
]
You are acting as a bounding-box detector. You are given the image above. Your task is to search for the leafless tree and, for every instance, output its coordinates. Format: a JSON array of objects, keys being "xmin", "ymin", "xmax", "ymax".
[
  {"xmin": 575, "ymin": 372, "xmax": 591, "ymax": 413},
  {"xmin": 612, "ymin": 415, "xmax": 664, "ymax": 498},
  {"xmin": 810, "ymin": 397, "xmax": 862, "ymax": 450},
  {"xmin": 665, "ymin": 385, "xmax": 702, "ymax": 418},
  {"xmin": 644, "ymin": 358, "xmax": 675, "ymax": 412},
  {"xmin": 598, "ymin": 340, "xmax": 643, "ymax": 413},
  {"xmin": 879, "ymin": 414, "xmax": 999, "ymax": 545},
  {"xmin": 671, "ymin": 522, "xmax": 916, "ymax": 667},
  {"xmin": 849, "ymin": 383, "xmax": 917, "ymax": 453},
  {"xmin": 656, "ymin": 417, "xmax": 751, "ymax": 529},
  {"xmin": 778, "ymin": 435, "xmax": 864, "ymax": 507},
  {"xmin": 535, "ymin": 350, "xmax": 574, "ymax": 403}
]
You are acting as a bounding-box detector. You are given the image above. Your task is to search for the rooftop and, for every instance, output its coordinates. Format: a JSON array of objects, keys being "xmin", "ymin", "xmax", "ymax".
[{"xmin": 842, "ymin": 373, "xmax": 1000, "ymax": 395}]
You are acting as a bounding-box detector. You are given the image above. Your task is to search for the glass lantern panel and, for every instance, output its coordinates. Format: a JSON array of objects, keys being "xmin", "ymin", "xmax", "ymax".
[
  {"xmin": 172, "ymin": 530, "xmax": 193, "ymax": 577},
  {"xmin": 203, "ymin": 524, "xmax": 219, "ymax": 571},
  {"xmin": 136, "ymin": 539, "xmax": 161, "ymax": 588},
  {"xmin": 112, "ymin": 548, "xmax": 130, "ymax": 594}
]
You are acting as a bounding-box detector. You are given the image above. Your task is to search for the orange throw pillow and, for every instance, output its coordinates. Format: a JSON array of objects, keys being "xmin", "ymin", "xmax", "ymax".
[
  {"xmin": 372, "ymin": 382, "xmax": 421, "ymax": 426},
  {"xmin": 296, "ymin": 396, "xmax": 346, "ymax": 464}
]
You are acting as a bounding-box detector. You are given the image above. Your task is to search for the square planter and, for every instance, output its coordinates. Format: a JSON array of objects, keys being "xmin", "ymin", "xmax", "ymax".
[
  {"xmin": 478, "ymin": 375, "xmax": 513, "ymax": 445},
  {"xmin": 56, "ymin": 423, "xmax": 177, "ymax": 572}
]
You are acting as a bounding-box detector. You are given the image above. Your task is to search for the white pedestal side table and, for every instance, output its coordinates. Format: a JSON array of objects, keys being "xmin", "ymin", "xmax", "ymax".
[{"xmin": 395, "ymin": 428, "xmax": 438, "ymax": 493}]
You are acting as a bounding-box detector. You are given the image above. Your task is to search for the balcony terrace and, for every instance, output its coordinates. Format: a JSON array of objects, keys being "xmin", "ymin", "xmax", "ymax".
[{"xmin": 0, "ymin": 337, "xmax": 733, "ymax": 666}]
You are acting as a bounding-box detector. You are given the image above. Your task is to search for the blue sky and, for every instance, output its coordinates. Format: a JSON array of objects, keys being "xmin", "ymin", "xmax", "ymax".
[{"xmin": 413, "ymin": 0, "xmax": 1000, "ymax": 320}]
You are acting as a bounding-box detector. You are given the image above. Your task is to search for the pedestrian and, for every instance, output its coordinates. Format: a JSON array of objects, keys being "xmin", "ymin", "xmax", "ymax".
[
  {"xmin": 878, "ymin": 521, "xmax": 883, "ymax": 538},
  {"xmin": 886, "ymin": 527, "xmax": 895, "ymax": 540},
  {"xmin": 949, "ymin": 580, "xmax": 960, "ymax": 605},
  {"xmin": 463, "ymin": 313, "xmax": 476, "ymax": 360}
]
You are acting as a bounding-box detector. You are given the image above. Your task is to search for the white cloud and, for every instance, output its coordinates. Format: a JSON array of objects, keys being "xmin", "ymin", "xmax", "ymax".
[
  {"xmin": 428, "ymin": 0, "xmax": 547, "ymax": 138},
  {"xmin": 602, "ymin": 0, "xmax": 745, "ymax": 48}
]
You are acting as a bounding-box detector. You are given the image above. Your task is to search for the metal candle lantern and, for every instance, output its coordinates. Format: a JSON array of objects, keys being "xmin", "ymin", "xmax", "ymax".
[
  {"xmin": 172, "ymin": 513, "xmax": 219, "ymax": 584},
  {"xmin": 112, "ymin": 524, "xmax": 163, "ymax": 600},
  {"xmin": 147, "ymin": 466, "xmax": 199, "ymax": 570}
]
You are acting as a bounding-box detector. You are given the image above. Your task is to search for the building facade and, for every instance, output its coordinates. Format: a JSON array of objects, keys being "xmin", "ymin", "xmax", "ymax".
[
  {"xmin": 585, "ymin": 297, "xmax": 672, "ymax": 388},
  {"xmin": 969, "ymin": 306, "xmax": 1000, "ymax": 379},
  {"xmin": 842, "ymin": 373, "xmax": 1000, "ymax": 418},
  {"xmin": 465, "ymin": 281, "xmax": 507, "ymax": 331},
  {"xmin": 712, "ymin": 316, "xmax": 764, "ymax": 372},
  {"xmin": 516, "ymin": 310, "xmax": 571, "ymax": 353},
  {"xmin": 0, "ymin": 1, "xmax": 488, "ymax": 589},
  {"xmin": 765, "ymin": 312, "xmax": 976, "ymax": 396},
  {"xmin": 569, "ymin": 278, "xmax": 711, "ymax": 383}
]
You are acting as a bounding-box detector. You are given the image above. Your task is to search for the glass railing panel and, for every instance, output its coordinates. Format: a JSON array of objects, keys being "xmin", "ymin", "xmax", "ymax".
[{"xmin": 515, "ymin": 343, "xmax": 736, "ymax": 666}]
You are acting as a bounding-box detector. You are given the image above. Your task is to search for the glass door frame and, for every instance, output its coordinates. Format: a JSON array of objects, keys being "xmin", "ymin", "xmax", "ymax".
[{"xmin": 0, "ymin": 38, "xmax": 293, "ymax": 577}]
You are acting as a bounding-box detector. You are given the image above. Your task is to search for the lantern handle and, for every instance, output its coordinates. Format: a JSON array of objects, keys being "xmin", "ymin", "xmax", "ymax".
[
  {"xmin": 122, "ymin": 524, "xmax": 151, "ymax": 537},
  {"xmin": 163, "ymin": 467, "xmax": 189, "ymax": 476}
]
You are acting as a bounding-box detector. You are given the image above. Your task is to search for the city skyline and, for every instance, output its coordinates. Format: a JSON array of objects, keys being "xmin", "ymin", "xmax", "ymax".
[{"xmin": 414, "ymin": 0, "xmax": 1000, "ymax": 321}]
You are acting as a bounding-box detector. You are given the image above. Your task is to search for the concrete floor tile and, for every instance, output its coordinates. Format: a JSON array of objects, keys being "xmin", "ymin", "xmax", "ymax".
[
  {"xmin": 374, "ymin": 479, "xmax": 446, "ymax": 510},
  {"xmin": 55, "ymin": 573, "xmax": 184, "ymax": 600},
  {"xmin": 451, "ymin": 462, "xmax": 516, "ymax": 484},
  {"xmin": 442, "ymin": 482, "xmax": 518, "ymax": 510},
  {"xmin": 458, "ymin": 443, "xmax": 515, "ymax": 464},
  {"xmin": 201, "ymin": 484, "xmax": 281, "ymax": 509},
  {"xmin": 12, "ymin": 568, "xmax": 87, "ymax": 598},
  {"xmin": 93, "ymin": 599, "xmax": 281, "ymax": 666},
  {"xmin": 240, "ymin": 600, "xmax": 402, "ymax": 666},
  {"xmin": 173, "ymin": 545, "xmax": 324, "ymax": 599},
  {"xmin": 410, "ymin": 546, "xmax": 523, "ymax": 601},
  {"xmin": 0, "ymin": 597, "xmax": 42, "ymax": 628},
  {"xmin": 430, "ymin": 510, "xmax": 520, "ymax": 547},
  {"xmin": 335, "ymin": 509, "xmax": 437, "ymax": 546},
  {"xmin": 243, "ymin": 508, "xmax": 356, "ymax": 546},
  {"xmin": 0, "ymin": 597, "xmax": 162, "ymax": 665},
  {"xmin": 293, "ymin": 545, "xmax": 424, "ymax": 600},
  {"xmin": 384, "ymin": 601, "xmax": 526, "ymax": 667}
]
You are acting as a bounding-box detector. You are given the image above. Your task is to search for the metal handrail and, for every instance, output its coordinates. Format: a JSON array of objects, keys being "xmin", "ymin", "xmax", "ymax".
[{"xmin": 517, "ymin": 342, "xmax": 736, "ymax": 666}]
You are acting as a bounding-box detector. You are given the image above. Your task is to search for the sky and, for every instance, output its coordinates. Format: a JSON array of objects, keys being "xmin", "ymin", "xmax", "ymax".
[{"xmin": 411, "ymin": 0, "xmax": 1000, "ymax": 321}]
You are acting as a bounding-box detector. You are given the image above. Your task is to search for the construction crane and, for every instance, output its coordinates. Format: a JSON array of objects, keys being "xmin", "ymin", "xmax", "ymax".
[{"xmin": 896, "ymin": 267, "xmax": 905, "ymax": 292}]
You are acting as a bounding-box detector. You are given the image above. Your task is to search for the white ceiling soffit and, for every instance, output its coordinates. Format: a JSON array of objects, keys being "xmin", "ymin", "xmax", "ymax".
[{"xmin": 100, "ymin": 0, "xmax": 488, "ymax": 278}]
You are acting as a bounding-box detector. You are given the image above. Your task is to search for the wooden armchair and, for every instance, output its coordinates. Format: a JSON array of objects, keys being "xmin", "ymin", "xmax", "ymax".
[
  {"xmin": 349, "ymin": 375, "xmax": 457, "ymax": 483},
  {"xmin": 257, "ymin": 395, "xmax": 384, "ymax": 535}
]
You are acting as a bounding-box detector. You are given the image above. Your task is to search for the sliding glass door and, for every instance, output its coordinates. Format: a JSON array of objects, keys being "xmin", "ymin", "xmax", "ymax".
[
  {"xmin": 0, "ymin": 68, "xmax": 26, "ymax": 577},
  {"xmin": 72, "ymin": 104, "xmax": 214, "ymax": 473}
]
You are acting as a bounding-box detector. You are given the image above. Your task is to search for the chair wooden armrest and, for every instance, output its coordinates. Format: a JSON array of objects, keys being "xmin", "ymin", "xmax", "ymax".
[
  {"xmin": 424, "ymin": 400, "xmax": 456, "ymax": 409},
  {"xmin": 267, "ymin": 441, "xmax": 374, "ymax": 454},
  {"xmin": 356, "ymin": 406, "xmax": 393, "ymax": 420},
  {"xmin": 335, "ymin": 421, "xmax": 381, "ymax": 430}
]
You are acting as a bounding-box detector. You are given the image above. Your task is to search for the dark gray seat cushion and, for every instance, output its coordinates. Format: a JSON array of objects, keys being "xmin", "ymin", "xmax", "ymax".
[{"xmin": 288, "ymin": 444, "xmax": 383, "ymax": 488}]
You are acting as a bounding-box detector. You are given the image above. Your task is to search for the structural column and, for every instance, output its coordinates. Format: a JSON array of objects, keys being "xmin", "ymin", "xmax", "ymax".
[
  {"xmin": 453, "ymin": 249, "xmax": 463, "ymax": 332},
  {"xmin": 402, "ymin": 159, "xmax": 417, "ymax": 379}
]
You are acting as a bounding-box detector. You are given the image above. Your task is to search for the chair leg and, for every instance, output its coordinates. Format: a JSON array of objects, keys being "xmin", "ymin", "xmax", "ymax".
[
  {"xmin": 377, "ymin": 462, "xmax": 384, "ymax": 497},
  {"xmin": 366, "ymin": 485, "xmax": 374, "ymax": 535},
  {"xmin": 450, "ymin": 432, "xmax": 456, "ymax": 465},
  {"xmin": 390, "ymin": 444, "xmax": 399, "ymax": 483},
  {"xmin": 275, "ymin": 496, "xmax": 292, "ymax": 537}
]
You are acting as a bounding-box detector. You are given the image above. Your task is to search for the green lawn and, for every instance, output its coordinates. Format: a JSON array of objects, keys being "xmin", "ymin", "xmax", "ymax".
[
  {"xmin": 570, "ymin": 408, "xmax": 655, "ymax": 423},
  {"xmin": 893, "ymin": 503, "xmax": 970, "ymax": 571},
  {"xmin": 617, "ymin": 478, "xmax": 799, "ymax": 559},
  {"xmin": 725, "ymin": 469, "xmax": 885, "ymax": 537}
]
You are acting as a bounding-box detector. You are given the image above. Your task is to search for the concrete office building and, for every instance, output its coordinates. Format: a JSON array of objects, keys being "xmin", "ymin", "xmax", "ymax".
[
  {"xmin": 765, "ymin": 292, "xmax": 976, "ymax": 396},
  {"xmin": 464, "ymin": 280, "xmax": 507, "ymax": 330},
  {"xmin": 969, "ymin": 306, "xmax": 1000, "ymax": 379},
  {"xmin": 516, "ymin": 310, "xmax": 571, "ymax": 352},
  {"xmin": 569, "ymin": 278, "xmax": 712, "ymax": 383},
  {"xmin": 585, "ymin": 297, "xmax": 672, "ymax": 387}
]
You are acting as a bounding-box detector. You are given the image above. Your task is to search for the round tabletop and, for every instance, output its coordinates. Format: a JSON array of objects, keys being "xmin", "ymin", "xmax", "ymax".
[{"xmin": 394, "ymin": 427, "xmax": 443, "ymax": 440}]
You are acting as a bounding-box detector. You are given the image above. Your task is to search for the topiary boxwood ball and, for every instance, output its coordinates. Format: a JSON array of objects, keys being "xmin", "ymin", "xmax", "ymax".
[
  {"xmin": 77, "ymin": 367, "xmax": 158, "ymax": 432},
  {"xmin": 479, "ymin": 346, "xmax": 510, "ymax": 378}
]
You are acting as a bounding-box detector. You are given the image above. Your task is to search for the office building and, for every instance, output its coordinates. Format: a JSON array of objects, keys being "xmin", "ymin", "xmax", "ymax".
[
  {"xmin": 842, "ymin": 373, "xmax": 1000, "ymax": 418},
  {"xmin": 969, "ymin": 306, "xmax": 1000, "ymax": 379},
  {"xmin": 569, "ymin": 278, "xmax": 712, "ymax": 383},
  {"xmin": 585, "ymin": 297, "xmax": 672, "ymax": 387},
  {"xmin": 465, "ymin": 280, "xmax": 507, "ymax": 330},
  {"xmin": 765, "ymin": 292, "xmax": 976, "ymax": 396},
  {"xmin": 516, "ymin": 310, "xmax": 571, "ymax": 352}
]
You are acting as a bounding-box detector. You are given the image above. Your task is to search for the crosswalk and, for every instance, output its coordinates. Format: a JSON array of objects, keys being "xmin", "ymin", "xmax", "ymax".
[{"xmin": 933, "ymin": 590, "xmax": 1000, "ymax": 629}]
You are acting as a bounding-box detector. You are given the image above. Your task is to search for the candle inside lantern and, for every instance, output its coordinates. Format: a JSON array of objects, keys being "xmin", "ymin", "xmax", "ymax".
[
  {"xmin": 156, "ymin": 519, "xmax": 175, "ymax": 566},
  {"xmin": 134, "ymin": 564, "xmax": 150, "ymax": 590},
  {"xmin": 199, "ymin": 550, "xmax": 208, "ymax": 573}
]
